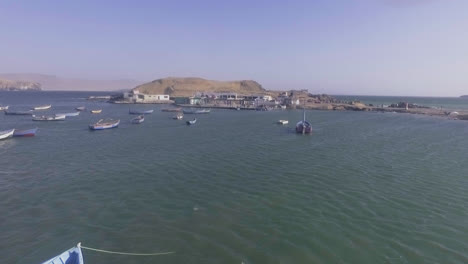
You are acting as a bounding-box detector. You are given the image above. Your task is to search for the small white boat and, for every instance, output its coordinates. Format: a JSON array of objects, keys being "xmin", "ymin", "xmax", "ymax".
[
  {"xmin": 0, "ymin": 129, "xmax": 15, "ymax": 140},
  {"xmin": 76, "ymin": 106, "xmax": 86, "ymax": 111},
  {"xmin": 33, "ymin": 104, "xmax": 52, "ymax": 110},
  {"xmin": 90, "ymin": 109, "xmax": 102, "ymax": 114},
  {"xmin": 277, "ymin": 120, "xmax": 288, "ymax": 125},
  {"xmin": 186, "ymin": 118, "xmax": 197, "ymax": 125},
  {"xmin": 89, "ymin": 119, "xmax": 120, "ymax": 130},
  {"xmin": 0, "ymin": 105, "xmax": 9, "ymax": 111},
  {"xmin": 32, "ymin": 115, "xmax": 66, "ymax": 121},
  {"xmin": 131, "ymin": 115, "xmax": 144, "ymax": 124},
  {"xmin": 56, "ymin": 112, "xmax": 80, "ymax": 117},
  {"xmin": 173, "ymin": 113, "xmax": 183, "ymax": 120}
]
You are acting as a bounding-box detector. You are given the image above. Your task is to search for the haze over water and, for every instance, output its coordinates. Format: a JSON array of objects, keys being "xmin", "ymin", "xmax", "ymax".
[{"xmin": 1, "ymin": 92, "xmax": 468, "ymax": 263}]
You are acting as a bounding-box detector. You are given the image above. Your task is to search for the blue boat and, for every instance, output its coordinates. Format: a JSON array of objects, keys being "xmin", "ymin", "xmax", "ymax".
[
  {"xmin": 41, "ymin": 244, "xmax": 83, "ymax": 264},
  {"xmin": 89, "ymin": 119, "xmax": 120, "ymax": 130},
  {"xmin": 4, "ymin": 110, "xmax": 33, "ymax": 115},
  {"xmin": 13, "ymin": 127, "xmax": 38, "ymax": 137},
  {"xmin": 129, "ymin": 109, "xmax": 154, "ymax": 115}
]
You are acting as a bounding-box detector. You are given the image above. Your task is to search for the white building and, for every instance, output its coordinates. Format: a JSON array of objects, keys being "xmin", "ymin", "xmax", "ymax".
[{"xmin": 123, "ymin": 90, "xmax": 170, "ymax": 103}]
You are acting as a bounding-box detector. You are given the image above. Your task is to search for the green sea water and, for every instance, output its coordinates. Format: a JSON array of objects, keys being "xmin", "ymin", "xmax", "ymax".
[{"xmin": 1, "ymin": 92, "xmax": 468, "ymax": 264}]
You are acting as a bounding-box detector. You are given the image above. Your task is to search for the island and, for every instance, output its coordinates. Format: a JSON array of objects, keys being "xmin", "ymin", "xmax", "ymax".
[{"xmin": 108, "ymin": 77, "xmax": 468, "ymax": 120}]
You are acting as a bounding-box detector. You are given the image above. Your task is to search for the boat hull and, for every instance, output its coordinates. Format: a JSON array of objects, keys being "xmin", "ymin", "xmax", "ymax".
[
  {"xmin": 295, "ymin": 121, "xmax": 312, "ymax": 134},
  {"xmin": 186, "ymin": 119, "xmax": 197, "ymax": 125},
  {"xmin": 89, "ymin": 120, "xmax": 120, "ymax": 130},
  {"xmin": 56, "ymin": 112, "xmax": 80, "ymax": 117},
  {"xmin": 13, "ymin": 128, "xmax": 38, "ymax": 137},
  {"xmin": 33, "ymin": 115, "xmax": 66, "ymax": 121},
  {"xmin": 183, "ymin": 109, "xmax": 211, "ymax": 114},
  {"xmin": 0, "ymin": 106, "xmax": 9, "ymax": 111},
  {"xmin": 131, "ymin": 116, "xmax": 145, "ymax": 124},
  {"xmin": 129, "ymin": 109, "xmax": 154, "ymax": 115},
  {"xmin": 90, "ymin": 110, "xmax": 102, "ymax": 114},
  {"xmin": 33, "ymin": 105, "xmax": 52, "ymax": 110},
  {"xmin": 0, "ymin": 129, "xmax": 15, "ymax": 140},
  {"xmin": 5, "ymin": 110, "xmax": 33, "ymax": 115}
]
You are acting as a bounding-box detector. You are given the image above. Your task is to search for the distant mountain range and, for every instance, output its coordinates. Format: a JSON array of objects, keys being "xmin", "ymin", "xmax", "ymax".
[
  {"xmin": 0, "ymin": 73, "xmax": 141, "ymax": 91},
  {"xmin": 134, "ymin": 77, "xmax": 266, "ymax": 97},
  {"xmin": 0, "ymin": 78, "xmax": 41, "ymax": 91}
]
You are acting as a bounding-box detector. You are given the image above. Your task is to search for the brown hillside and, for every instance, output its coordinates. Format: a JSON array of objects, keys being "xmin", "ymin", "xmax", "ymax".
[{"xmin": 133, "ymin": 77, "xmax": 266, "ymax": 96}]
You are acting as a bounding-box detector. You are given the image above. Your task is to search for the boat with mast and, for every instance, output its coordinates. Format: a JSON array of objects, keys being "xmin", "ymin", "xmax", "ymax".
[{"xmin": 295, "ymin": 108, "xmax": 312, "ymax": 134}]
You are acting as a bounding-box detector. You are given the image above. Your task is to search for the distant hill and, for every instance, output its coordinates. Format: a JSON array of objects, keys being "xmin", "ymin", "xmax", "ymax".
[
  {"xmin": 0, "ymin": 78, "xmax": 41, "ymax": 91},
  {"xmin": 0, "ymin": 73, "xmax": 140, "ymax": 91},
  {"xmin": 460, "ymin": 95, "xmax": 468, "ymax": 98},
  {"xmin": 133, "ymin": 77, "xmax": 266, "ymax": 97}
]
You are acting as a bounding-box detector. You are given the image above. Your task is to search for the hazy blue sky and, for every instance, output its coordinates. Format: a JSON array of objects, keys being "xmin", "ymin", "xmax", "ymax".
[{"xmin": 1, "ymin": 0, "xmax": 467, "ymax": 96}]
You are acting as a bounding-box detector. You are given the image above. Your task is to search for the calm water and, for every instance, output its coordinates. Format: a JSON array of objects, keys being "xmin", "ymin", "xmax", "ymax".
[{"xmin": 1, "ymin": 92, "xmax": 468, "ymax": 264}]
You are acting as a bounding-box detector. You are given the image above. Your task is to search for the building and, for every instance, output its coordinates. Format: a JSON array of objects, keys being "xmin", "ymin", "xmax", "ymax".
[{"xmin": 123, "ymin": 90, "xmax": 170, "ymax": 103}]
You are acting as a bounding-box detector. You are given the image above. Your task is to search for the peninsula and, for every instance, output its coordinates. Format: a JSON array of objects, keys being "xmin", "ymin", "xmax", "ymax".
[{"xmin": 0, "ymin": 78, "xmax": 41, "ymax": 91}]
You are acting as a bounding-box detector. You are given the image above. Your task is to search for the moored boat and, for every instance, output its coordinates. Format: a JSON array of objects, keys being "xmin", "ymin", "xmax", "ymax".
[
  {"xmin": 129, "ymin": 109, "xmax": 154, "ymax": 115},
  {"xmin": 76, "ymin": 106, "xmax": 86, "ymax": 111},
  {"xmin": 0, "ymin": 129, "xmax": 15, "ymax": 140},
  {"xmin": 89, "ymin": 119, "xmax": 120, "ymax": 130},
  {"xmin": 295, "ymin": 109, "xmax": 312, "ymax": 134},
  {"xmin": 5, "ymin": 110, "xmax": 33, "ymax": 115},
  {"xmin": 186, "ymin": 118, "xmax": 197, "ymax": 125},
  {"xmin": 33, "ymin": 114, "xmax": 66, "ymax": 121},
  {"xmin": 13, "ymin": 127, "xmax": 38, "ymax": 137},
  {"xmin": 0, "ymin": 105, "xmax": 9, "ymax": 111},
  {"xmin": 131, "ymin": 115, "xmax": 145, "ymax": 124},
  {"xmin": 33, "ymin": 104, "xmax": 52, "ymax": 110},
  {"xmin": 173, "ymin": 113, "xmax": 183, "ymax": 120},
  {"xmin": 162, "ymin": 108, "xmax": 181, "ymax": 112},
  {"xmin": 56, "ymin": 112, "xmax": 80, "ymax": 117},
  {"xmin": 183, "ymin": 109, "xmax": 211, "ymax": 114},
  {"xmin": 40, "ymin": 244, "xmax": 84, "ymax": 264},
  {"xmin": 277, "ymin": 120, "xmax": 288, "ymax": 125},
  {"xmin": 90, "ymin": 109, "xmax": 102, "ymax": 114}
]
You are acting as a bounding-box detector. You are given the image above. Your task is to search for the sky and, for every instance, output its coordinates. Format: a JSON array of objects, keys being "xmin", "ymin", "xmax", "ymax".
[{"xmin": 1, "ymin": 0, "xmax": 467, "ymax": 96}]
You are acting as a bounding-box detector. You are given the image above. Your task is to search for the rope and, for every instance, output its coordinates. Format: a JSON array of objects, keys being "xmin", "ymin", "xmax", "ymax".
[{"xmin": 78, "ymin": 243, "xmax": 175, "ymax": 256}]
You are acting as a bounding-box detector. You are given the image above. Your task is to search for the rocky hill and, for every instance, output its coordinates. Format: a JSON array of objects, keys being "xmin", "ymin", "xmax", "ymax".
[
  {"xmin": 0, "ymin": 78, "xmax": 41, "ymax": 91},
  {"xmin": 133, "ymin": 77, "xmax": 266, "ymax": 96}
]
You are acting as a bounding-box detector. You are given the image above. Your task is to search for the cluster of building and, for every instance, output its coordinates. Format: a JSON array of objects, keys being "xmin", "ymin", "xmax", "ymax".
[{"xmin": 120, "ymin": 90, "xmax": 317, "ymax": 109}]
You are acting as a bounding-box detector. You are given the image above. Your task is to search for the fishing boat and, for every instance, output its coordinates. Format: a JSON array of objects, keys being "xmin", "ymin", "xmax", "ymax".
[
  {"xmin": 161, "ymin": 107, "xmax": 181, "ymax": 112},
  {"xmin": 40, "ymin": 244, "xmax": 83, "ymax": 264},
  {"xmin": 0, "ymin": 129, "xmax": 15, "ymax": 140},
  {"xmin": 186, "ymin": 118, "xmax": 197, "ymax": 125},
  {"xmin": 76, "ymin": 106, "xmax": 86, "ymax": 111},
  {"xmin": 277, "ymin": 120, "xmax": 289, "ymax": 125},
  {"xmin": 129, "ymin": 109, "xmax": 154, "ymax": 115},
  {"xmin": 33, "ymin": 115, "xmax": 66, "ymax": 121},
  {"xmin": 173, "ymin": 113, "xmax": 183, "ymax": 120},
  {"xmin": 56, "ymin": 112, "xmax": 80, "ymax": 117},
  {"xmin": 295, "ymin": 109, "xmax": 312, "ymax": 134},
  {"xmin": 131, "ymin": 115, "xmax": 145, "ymax": 124},
  {"xmin": 90, "ymin": 109, "xmax": 102, "ymax": 114},
  {"xmin": 89, "ymin": 119, "xmax": 120, "ymax": 130},
  {"xmin": 0, "ymin": 105, "xmax": 9, "ymax": 111},
  {"xmin": 5, "ymin": 110, "xmax": 33, "ymax": 115},
  {"xmin": 13, "ymin": 127, "xmax": 38, "ymax": 137},
  {"xmin": 183, "ymin": 109, "xmax": 211, "ymax": 114},
  {"xmin": 33, "ymin": 104, "xmax": 52, "ymax": 110}
]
